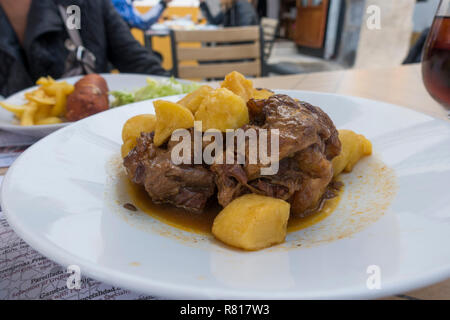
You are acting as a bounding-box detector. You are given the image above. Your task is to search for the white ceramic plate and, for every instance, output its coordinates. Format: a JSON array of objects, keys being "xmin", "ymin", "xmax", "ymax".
[
  {"xmin": 3, "ymin": 90, "xmax": 450, "ymax": 299},
  {"xmin": 0, "ymin": 73, "xmax": 190, "ymax": 138}
]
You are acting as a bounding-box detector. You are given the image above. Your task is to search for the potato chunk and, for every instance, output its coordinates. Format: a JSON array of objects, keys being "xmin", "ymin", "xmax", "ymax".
[
  {"xmin": 177, "ymin": 85, "xmax": 213, "ymax": 113},
  {"xmin": 121, "ymin": 139, "xmax": 135, "ymax": 158},
  {"xmin": 122, "ymin": 114, "xmax": 156, "ymax": 143},
  {"xmin": 121, "ymin": 114, "xmax": 157, "ymax": 158},
  {"xmin": 332, "ymin": 129, "xmax": 372, "ymax": 177},
  {"xmin": 252, "ymin": 88, "xmax": 274, "ymax": 100},
  {"xmin": 221, "ymin": 71, "xmax": 254, "ymax": 102},
  {"xmin": 154, "ymin": 100, "xmax": 194, "ymax": 147},
  {"xmin": 195, "ymin": 88, "xmax": 249, "ymax": 132},
  {"xmin": 212, "ymin": 194, "xmax": 290, "ymax": 251}
]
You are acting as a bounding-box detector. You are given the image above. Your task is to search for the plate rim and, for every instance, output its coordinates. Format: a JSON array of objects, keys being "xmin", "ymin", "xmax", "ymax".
[{"xmin": 2, "ymin": 89, "xmax": 450, "ymax": 299}]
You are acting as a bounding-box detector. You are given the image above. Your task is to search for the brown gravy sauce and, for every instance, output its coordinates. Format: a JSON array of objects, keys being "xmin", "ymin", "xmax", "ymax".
[{"xmin": 126, "ymin": 179, "xmax": 343, "ymax": 236}]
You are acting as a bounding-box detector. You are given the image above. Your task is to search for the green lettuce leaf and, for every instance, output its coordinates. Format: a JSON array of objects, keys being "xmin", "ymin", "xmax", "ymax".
[{"xmin": 110, "ymin": 77, "xmax": 200, "ymax": 107}]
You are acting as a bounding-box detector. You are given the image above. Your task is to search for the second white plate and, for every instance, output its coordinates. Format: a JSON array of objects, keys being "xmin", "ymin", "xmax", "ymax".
[{"xmin": 0, "ymin": 73, "xmax": 189, "ymax": 138}]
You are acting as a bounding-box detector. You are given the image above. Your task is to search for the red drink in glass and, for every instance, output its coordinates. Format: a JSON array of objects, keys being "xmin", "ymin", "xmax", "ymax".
[{"xmin": 422, "ymin": 1, "xmax": 450, "ymax": 110}]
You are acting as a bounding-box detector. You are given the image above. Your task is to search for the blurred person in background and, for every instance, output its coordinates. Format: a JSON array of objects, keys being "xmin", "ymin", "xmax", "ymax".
[
  {"xmin": 111, "ymin": 0, "xmax": 172, "ymax": 30},
  {"xmin": 0, "ymin": 0, "xmax": 168, "ymax": 97},
  {"xmin": 199, "ymin": 0, "xmax": 258, "ymax": 27}
]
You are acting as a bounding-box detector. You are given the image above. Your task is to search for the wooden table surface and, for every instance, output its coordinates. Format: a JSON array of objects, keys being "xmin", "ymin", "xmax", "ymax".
[
  {"xmin": 251, "ymin": 63, "xmax": 449, "ymax": 300},
  {"xmin": 251, "ymin": 63, "xmax": 448, "ymax": 121}
]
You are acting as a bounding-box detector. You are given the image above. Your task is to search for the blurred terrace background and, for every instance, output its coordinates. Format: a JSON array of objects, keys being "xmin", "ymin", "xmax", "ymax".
[{"xmin": 128, "ymin": 0, "xmax": 440, "ymax": 76}]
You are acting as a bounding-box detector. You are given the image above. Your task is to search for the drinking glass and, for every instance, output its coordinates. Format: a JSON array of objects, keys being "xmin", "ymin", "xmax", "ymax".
[{"xmin": 422, "ymin": 0, "xmax": 450, "ymax": 115}]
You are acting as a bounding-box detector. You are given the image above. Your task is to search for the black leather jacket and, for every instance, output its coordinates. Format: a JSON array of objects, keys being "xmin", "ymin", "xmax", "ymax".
[{"xmin": 0, "ymin": 0, "xmax": 168, "ymax": 97}]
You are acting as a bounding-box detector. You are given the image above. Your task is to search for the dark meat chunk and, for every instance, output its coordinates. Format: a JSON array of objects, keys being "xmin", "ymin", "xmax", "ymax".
[
  {"xmin": 213, "ymin": 94, "xmax": 341, "ymax": 215},
  {"xmin": 211, "ymin": 156, "xmax": 303, "ymax": 207},
  {"xmin": 290, "ymin": 145, "xmax": 334, "ymax": 217},
  {"xmin": 247, "ymin": 94, "xmax": 340, "ymax": 160},
  {"xmin": 123, "ymin": 94, "xmax": 341, "ymax": 217},
  {"xmin": 124, "ymin": 132, "xmax": 215, "ymax": 213},
  {"xmin": 212, "ymin": 163, "xmax": 248, "ymax": 207}
]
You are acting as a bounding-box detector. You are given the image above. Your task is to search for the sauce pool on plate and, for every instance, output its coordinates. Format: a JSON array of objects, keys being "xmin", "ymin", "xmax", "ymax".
[{"xmin": 126, "ymin": 179, "xmax": 343, "ymax": 235}]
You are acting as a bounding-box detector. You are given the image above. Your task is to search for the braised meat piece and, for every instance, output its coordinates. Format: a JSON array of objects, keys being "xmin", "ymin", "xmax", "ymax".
[
  {"xmin": 212, "ymin": 94, "xmax": 341, "ymax": 217},
  {"xmin": 123, "ymin": 132, "xmax": 215, "ymax": 213},
  {"xmin": 247, "ymin": 94, "xmax": 340, "ymax": 160},
  {"xmin": 211, "ymin": 156, "xmax": 303, "ymax": 207},
  {"xmin": 123, "ymin": 94, "xmax": 341, "ymax": 217},
  {"xmin": 212, "ymin": 163, "xmax": 248, "ymax": 207},
  {"xmin": 290, "ymin": 144, "xmax": 334, "ymax": 216}
]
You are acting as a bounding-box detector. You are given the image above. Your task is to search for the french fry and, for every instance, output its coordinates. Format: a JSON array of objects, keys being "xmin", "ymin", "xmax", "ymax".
[
  {"xmin": 0, "ymin": 77, "xmax": 72, "ymax": 126},
  {"xmin": 36, "ymin": 76, "xmax": 55, "ymax": 86},
  {"xmin": 34, "ymin": 104, "xmax": 52, "ymax": 122},
  {"xmin": 50, "ymin": 88, "xmax": 67, "ymax": 117},
  {"xmin": 0, "ymin": 102, "xmax": 27, "ymax": 117},
  {"xmin": 36, "ymin": 117, "xmax": 63, "ymax": 125},
  {"xmin": 25, "ymin": 89, "xmax": 56, "ymax": 105},
  {"xmin": 42, "ymin": 82, "xmax": 74, "ymax": 96},
  {"xmin": 20, "ymin": 102, "xmax": 38, "ymax": 126},
  {"xmin": 36, "ymin": 77, "xmax": 50, "ymax": 86}
]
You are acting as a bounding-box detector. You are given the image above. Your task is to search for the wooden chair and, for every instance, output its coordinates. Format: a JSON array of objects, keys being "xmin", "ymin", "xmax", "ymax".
[
  {"xmin": 261, "ymin": 17, "xmax": 279, "ymax": 61},
  {"xmin": 170, "ymin": 26, "xmax": 265, "ymax": 79}
]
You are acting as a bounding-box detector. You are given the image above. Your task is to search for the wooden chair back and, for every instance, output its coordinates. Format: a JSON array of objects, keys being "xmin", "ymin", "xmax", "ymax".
[
  {"xmin": 261, "ymin": 17, "xmax": 278, "ymax": 60},
  {"xmin": 170, "ymin": 26, "xmax": 265, "ymax": 79}
]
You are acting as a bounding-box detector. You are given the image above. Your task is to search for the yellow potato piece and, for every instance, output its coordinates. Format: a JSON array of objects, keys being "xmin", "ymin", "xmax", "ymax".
[
  {"xmin": 332, "ymin": 129, "xmax": 372, "ymax": 178},
  {"xmin": 252, "ymin": 88, "xmax": 274, "ymax": 100},
  {"xmin": 212, "ymin": 194, "xmax": 290, "ymax": 251},
  {"xmin": 154, "ymin": 100, "xmax": 194, "ymax": 147},
  {"xmin": 122, "ymin": 114, "xmax": 157, "ymax": 143},
  {"xmin": 177, "ymin": 85, "xmax": 213, "ymax": 113},
  {"xmin": 121, "ymin": 139, "xmax": 136, "ymax": 158},
  {"xmin": 121, "ymin": 114, "xmax": 157, "ymax": 158},
  {"xmin": 195, "ymin": 88, "xmax": 249, "ymax": 132},
  {"xmin": 221, "ymin": 71, "xmax": 254, "ymax": 102}
]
